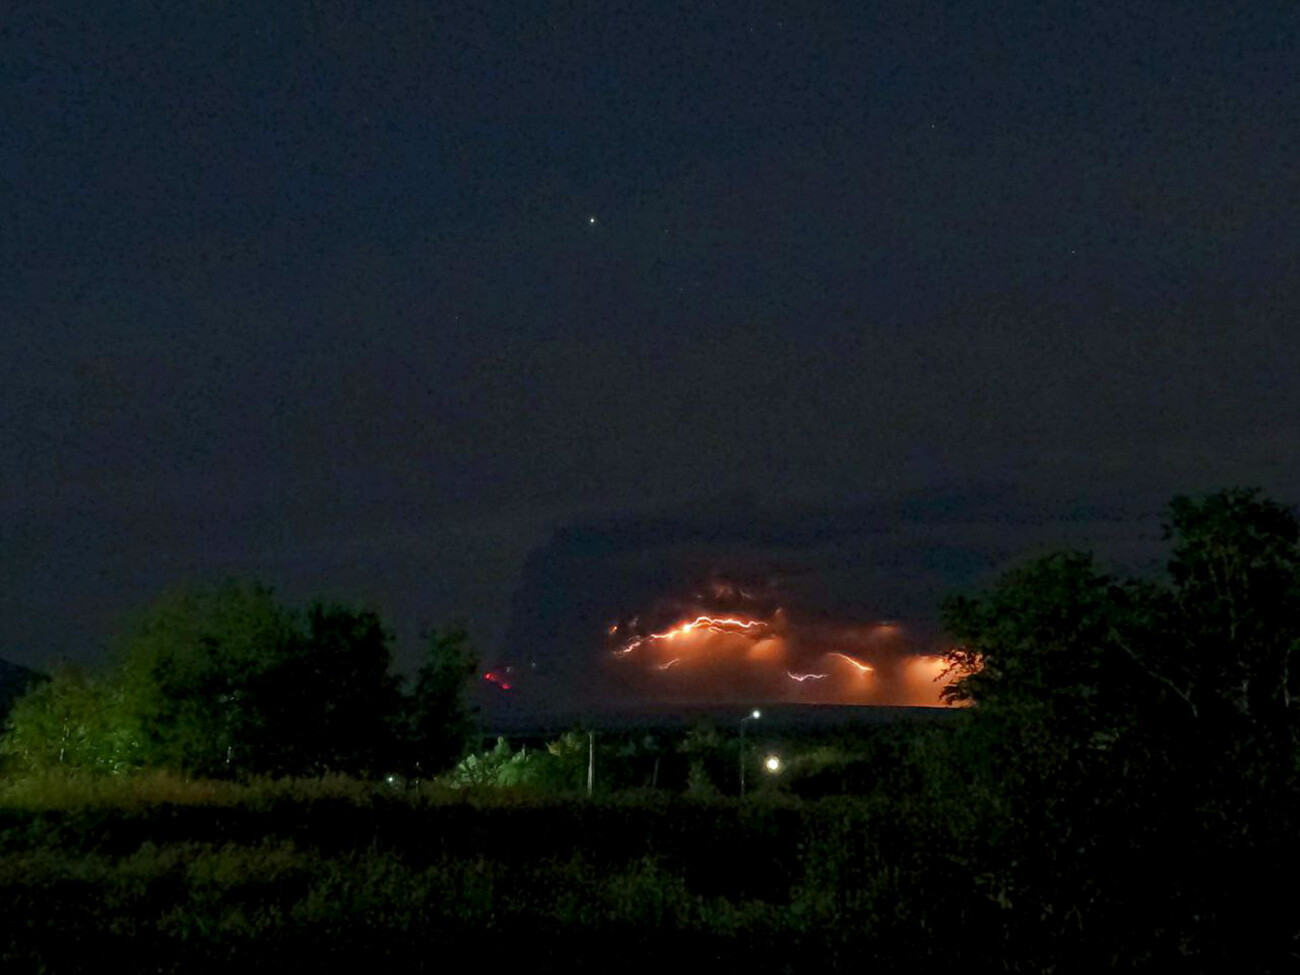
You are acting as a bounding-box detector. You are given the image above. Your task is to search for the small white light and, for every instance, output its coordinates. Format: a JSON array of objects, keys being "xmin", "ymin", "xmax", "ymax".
[
  {"xmin": 751, "ymin": 709, "xmax": 762, "ymax": 719},
  {"xmin": 764, "ymin": 755, "xmax": 782, "ymax": 774}
]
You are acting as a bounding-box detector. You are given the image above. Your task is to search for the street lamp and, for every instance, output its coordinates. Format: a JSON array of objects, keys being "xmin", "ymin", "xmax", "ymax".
[
  {"xmin": 763, "ymin": 754, "xmax": 782, "ymax": 774},
  {"xmin": 739, "ymin": 709, "xmax": 761, "ymax": 797}
]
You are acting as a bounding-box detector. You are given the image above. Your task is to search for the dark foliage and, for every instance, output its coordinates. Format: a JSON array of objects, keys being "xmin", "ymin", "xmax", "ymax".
[
  {"xmin": 3, "ymin": 488, "xmax": 1299, "ymax": 970},
  {"xmin": 406, "ymin": 624, "xmax": 478, "ymax": 776},
  {"xmin": 0, "ymin": 658, "xmax": 44, "ymax": 727},
  {"xmin": 245, "ymin": 603, "xmax": 404, "ymax": 776},
  {"xmin": 3, "ymin": 583, "xmax": 477, "ymax": 781},
  {"xmin": 937, "ymin": 487, "xmax": 1300, "ymax": 971}
]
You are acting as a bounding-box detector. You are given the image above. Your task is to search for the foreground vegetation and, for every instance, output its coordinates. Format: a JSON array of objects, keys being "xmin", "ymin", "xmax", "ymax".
[
  {"xmin": 0, "ymin": 772, "xmax": 938, "ymax": 972},
  {"xmin": 1, "ymin": 745, "xmax": 1291, "ymax": 973},
  {"xmin": 3, "ymin": 488, "xmax": 1299, "ymax": 970}
]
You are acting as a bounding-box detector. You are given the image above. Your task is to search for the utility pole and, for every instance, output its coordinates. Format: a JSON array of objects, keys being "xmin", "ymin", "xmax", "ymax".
[
  {"xmin": 739, "ymin": 725, "xmax": 746, "ymax": 798},
  {"xmin": 587, "ymin": 731, "xmax": 595, "ymax": 796},
  {"xmin": 739, "ymin": 709, "xmax": 760, "ymax": 798}
]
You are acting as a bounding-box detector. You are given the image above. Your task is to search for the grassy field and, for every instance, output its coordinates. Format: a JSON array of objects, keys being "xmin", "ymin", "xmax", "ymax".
[
  {"xmin": 2, "ymin": 767, "xmax": 1293, "ymax": 973},
  {"xmin": 0, "ymin": 772, "xmax": 995, "ymax": 973}
]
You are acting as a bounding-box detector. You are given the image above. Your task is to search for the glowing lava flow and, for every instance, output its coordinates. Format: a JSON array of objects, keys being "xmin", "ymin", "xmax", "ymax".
[
  {"xmin": 482, "ymin": 670, "xmax": 513, "ymax": 691},
  {"xmin": 786, "ymin": 670, "xmax": 828, "ymax": 682}
]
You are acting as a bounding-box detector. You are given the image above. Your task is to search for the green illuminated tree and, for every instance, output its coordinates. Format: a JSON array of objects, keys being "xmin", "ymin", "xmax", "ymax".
[
  {"xmin": 1, "ymin": 664, "xmax": 140, "ymax": 772},
  {"xmin": 110, "ymin": 582, "xmax": 405, "ymax": 777},
  {"xmin": 112, "ymin": 580, "xmax": 295, "ymax": 775}
]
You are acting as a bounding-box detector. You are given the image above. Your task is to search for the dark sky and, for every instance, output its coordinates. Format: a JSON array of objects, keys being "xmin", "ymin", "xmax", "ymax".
[{"xmin": 4, "ymin": 2, "xmax": 1299, "ymax": 678}]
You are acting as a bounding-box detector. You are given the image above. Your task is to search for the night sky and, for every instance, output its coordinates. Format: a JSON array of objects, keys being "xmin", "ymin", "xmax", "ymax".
[{"xmin": 5, "ymin": 3, "xmax": 1299, "ymax": 690}]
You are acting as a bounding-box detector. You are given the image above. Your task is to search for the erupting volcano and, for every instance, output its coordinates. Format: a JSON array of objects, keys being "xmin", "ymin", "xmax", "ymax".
[
  {"xmin": 488, "ymin": 572, "xmax": 961, "ymax": 710},
  {"xmin": 605, "ymin": 590, "xmax": 957, "ymax": 707}
]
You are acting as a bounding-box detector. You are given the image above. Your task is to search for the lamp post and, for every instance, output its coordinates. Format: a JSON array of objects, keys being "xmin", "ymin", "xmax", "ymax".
[{"xmin": 739, "ymin": 709, "xmax": 761, "ymax": 797}]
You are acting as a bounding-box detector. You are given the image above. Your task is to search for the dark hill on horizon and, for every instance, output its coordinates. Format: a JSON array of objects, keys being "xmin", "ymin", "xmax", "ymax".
[
  {"xmin": 0, "ymin": 658, "xmax": 45, "ymax": 726},
  {"xmin": 479, "ymin": 700, "xmax": 963, "ymax": 738}
]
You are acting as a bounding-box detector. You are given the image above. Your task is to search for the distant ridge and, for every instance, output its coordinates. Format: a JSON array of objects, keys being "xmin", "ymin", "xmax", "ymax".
[
  {"xmin": 482, "ymin": 701, "xmax": 961, "ymax": 738},
  {"xmin": 0, "ymin": 658, "xmax": 45, "ymax": 725}
]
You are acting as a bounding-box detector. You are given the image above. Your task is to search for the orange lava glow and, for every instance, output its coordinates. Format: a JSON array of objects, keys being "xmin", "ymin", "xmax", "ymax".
[
  {"xmin": 607, "ymin": 605, "xmax": 961, "ymax": 707},
  {"xmin": 900, "ymin": 654, "xmax": 964, "ymax": 707},
  {"xmin": 746, "ymin": 637, "xmax": 785, "ymax": 660}
]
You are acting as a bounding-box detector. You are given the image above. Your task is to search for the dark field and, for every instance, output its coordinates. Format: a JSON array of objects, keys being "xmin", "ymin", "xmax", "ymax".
[
  {"xmin": 6, "ymin": 492, "xmax": 1299, "ymax": 972},
  {"xmin": 1, "ymin": 773, "xmax": 944, "ymax": 973},
  {"xmin": 1, "ymin": 763, "xmax": 1293, "ymax": 974}
]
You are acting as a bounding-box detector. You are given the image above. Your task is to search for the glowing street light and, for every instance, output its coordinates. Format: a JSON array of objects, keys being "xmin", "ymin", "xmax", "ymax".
[
  {"xmin": 763, "ymin": 754, "xmax": 782, "ymax": 774},
  {"xmin": 739, "ymin": 709, "xmax": 761, "ymax": 797}
]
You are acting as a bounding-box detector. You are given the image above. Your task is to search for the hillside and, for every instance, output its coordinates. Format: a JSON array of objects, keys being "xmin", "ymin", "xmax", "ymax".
[{"xmin": 0, "ymin": 658, "xmax": 44, "ymax": 725}]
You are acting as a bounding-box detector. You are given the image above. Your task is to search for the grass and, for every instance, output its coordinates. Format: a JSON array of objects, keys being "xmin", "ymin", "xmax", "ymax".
[
  {"xmin": 0, "ymin": 770, "xmax": 391, "ymax": 810},
  {"xmin": 2, "ymin": 839, "xmax": 820, "ymax": 971},
  {"xmin": 0, "ymin": 773, "xmax": 837, "ymax": 972},
  {"xmin": 2, "ymin": 770, "xmax": 1293, "ymax": 972}
]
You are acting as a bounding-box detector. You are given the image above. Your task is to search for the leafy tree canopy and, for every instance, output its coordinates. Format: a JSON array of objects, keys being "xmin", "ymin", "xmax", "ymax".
[
  {"xmin": 2, "ymin": 580, "xmax": 473, "ymax": 780},
  {"xmin": 942, "ymin": 487, "xmax": 1300, "ymax": 789}
]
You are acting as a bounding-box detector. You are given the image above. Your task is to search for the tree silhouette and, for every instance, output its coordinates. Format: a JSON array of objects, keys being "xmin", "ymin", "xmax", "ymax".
[
  {"xmin": 248, "ymin": 602, "xmax": 403, "ymax": 776},
  {"xmin": 407, "ymin": 624, "xmax": 478, "ymax": 776},
  {"xmin": 938, "ymin": 488, "xmax": 1300, "ymax": 967}
]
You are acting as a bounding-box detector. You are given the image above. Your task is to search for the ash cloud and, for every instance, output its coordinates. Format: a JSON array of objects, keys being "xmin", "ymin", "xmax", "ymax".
[{"xmin": 488, "ymin": 486, "xmax": 1162, "ymax": 714}]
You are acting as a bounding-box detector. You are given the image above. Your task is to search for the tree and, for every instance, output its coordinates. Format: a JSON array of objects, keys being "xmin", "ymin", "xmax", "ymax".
[
  {"xmin": 543, "ymin": 730, "xmax": 589, "ymax": 791},
  {"xmin": 680, "ymin": 723, "xmax": 727, "ymax": 796},
  {"xmin": 936, "ymin": 488, "xmax": 1300, "ymax": 967},
  {"xmin": 247, "ymin": 602, "xmax": 404, "ymax": 776},
  {"xmin": 112, "ymin": 580, "xmax": 297, "ymax": 776},
  {"xmin": 407, "ymin": 624, "xmax": 478, "ymax": 776},
  {"xmin": 443, "ymin": 737, "xmax": 516, "ymax": 787},
  {"xmin": 1, "ymin": 664, "xmax": 138, "ymax": 773},
  {"xmin": 1161, "ymin": 489, "xmax": 1300, "ymax": 744},
  {"xmin": 110, "ymin": 581, "xmax": 406, "ymax": 777},
  {"xmin": 0, "ymin": 659, "xmax": 45, "ymax": 729},
  {"xmin": 942, "ymin": 489, "xmax": 1300, "ymax": 768},
  {"xmin": 941, "ymin": 550, "xmax": 1156, "ymax": 765},
  {"xmin": 947, "ymin": 490, "xmax": 1300, "ymax": 779},
  {"xmin": 4, "ymin": 583, "xmax": 424, "ymax": 779}
]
